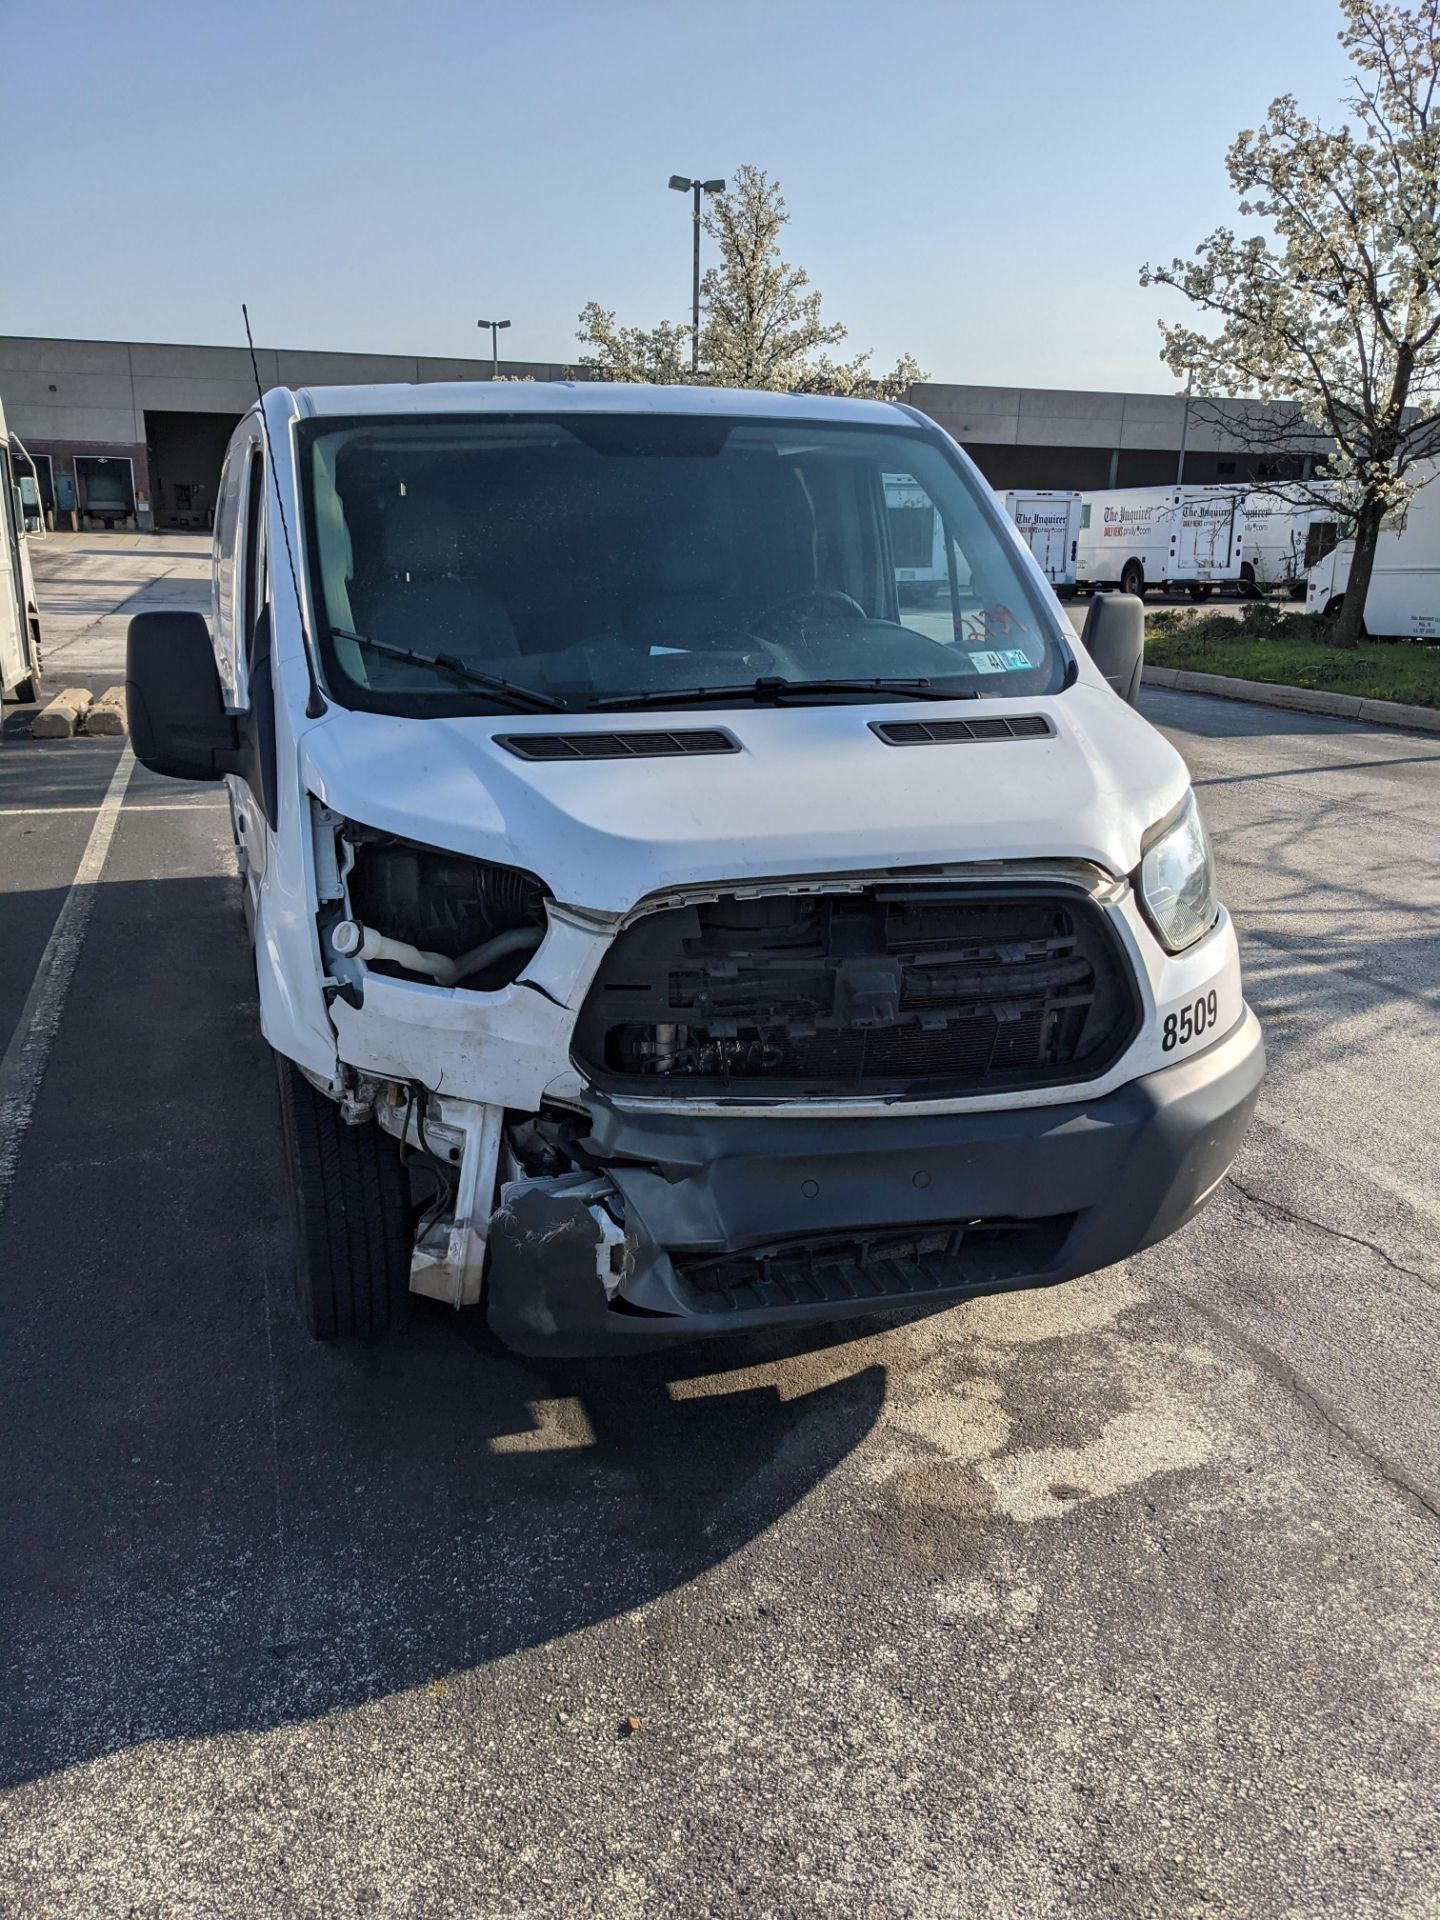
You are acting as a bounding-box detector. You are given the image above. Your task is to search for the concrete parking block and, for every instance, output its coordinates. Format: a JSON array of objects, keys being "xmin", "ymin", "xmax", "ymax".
[
  {"xmin": 80, "ymin": 686, "xmax": 128, "ymax": 738},
  {"xmin": 30, "ymin": 687, "xmax": 94, "ymax": 739}
]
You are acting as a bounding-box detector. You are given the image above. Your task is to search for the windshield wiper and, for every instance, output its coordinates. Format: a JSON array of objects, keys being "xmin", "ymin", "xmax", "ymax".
[
  {"xmin": 585, "ymin": 675, "xmax": 980, "ymax": 711},
  {"xmin": 327, "ymin": 626, "xmax": 565, "ymax": 713}
]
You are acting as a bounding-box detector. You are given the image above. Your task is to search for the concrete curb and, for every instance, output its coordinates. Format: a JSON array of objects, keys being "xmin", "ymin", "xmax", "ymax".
[{"xmin": 1143, "ymin": 665, "xmax": 1440, "ymax": 735}]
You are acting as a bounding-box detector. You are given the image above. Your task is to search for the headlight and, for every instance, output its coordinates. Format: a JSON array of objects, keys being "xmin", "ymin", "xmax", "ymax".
[{"xmin": 1137, "ymin": 791, "xmax": 1218, "ymax": 952}]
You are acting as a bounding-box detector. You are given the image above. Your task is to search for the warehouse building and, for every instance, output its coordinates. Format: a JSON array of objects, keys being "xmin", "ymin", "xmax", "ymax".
[{"xmin": 0, "ymin": 333, "xmax": 1327, "ymax": 532}]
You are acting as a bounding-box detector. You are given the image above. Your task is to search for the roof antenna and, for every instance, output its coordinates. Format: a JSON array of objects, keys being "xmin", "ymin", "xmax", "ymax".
[{"xmin": 243, "ymin": 303, "xmax": 326, "ymax": 719}]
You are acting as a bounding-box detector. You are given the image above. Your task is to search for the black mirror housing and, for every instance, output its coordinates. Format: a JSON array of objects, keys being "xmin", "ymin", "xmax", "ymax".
[
  {"xmin": 1080, "ymin": 593, "xmax": 1144, "ymax": 706},
  {"xmin": 126, "ymin": 610, "xmax": 241, "ymax": 781}
]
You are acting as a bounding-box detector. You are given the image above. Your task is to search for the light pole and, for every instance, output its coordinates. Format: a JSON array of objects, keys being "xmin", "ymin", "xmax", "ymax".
[
  {"xmin": 1175, "ymin": 369, "xmax": 1194, "ymax": 486},
  {"xmin": 668, "ymin": 175, "xmax": 725, "ymax": 374},
  {"xmin": 477, "ymin": 317, "xmax": 511, "ymax": 379}
]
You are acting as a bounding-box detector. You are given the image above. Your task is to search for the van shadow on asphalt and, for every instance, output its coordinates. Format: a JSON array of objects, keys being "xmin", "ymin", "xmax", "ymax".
[{"xmin": 0, "ymin": 867, "xmax": 896, "ymax": 1790}]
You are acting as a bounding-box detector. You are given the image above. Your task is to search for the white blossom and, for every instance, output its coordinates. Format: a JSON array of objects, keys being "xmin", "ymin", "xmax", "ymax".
[
  {"xmin": 1141, "ymin": 0, "xmax": 1440, "ymax": 641},
  {"xmin": 577, "ymin": 167, "xmax": 924, "ymax": 400}
]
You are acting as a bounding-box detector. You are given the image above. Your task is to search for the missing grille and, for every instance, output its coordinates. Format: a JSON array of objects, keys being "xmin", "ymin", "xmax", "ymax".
[{"xmin": 574, "ymin": 882, "xmax": 1141, "ymax": 1099}]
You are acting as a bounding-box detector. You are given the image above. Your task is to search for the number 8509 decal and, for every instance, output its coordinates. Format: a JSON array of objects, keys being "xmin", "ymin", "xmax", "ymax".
[{"xmin": 1162, "ymin": 989, "xmax": 1219, "ymax": 1052}]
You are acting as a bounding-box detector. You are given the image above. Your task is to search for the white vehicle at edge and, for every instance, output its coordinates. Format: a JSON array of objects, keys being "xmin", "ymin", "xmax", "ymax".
[
  {"xmin": 884, "ymin": 471, "xmax": 948, "ymax": 597},
  {"xmin": 1076, "ymin": 484, "xmax": 1247, "ymax": 600},
  {"xmin": 0, "ymin": 393, "xmax": 44, "ymax": 705},
  {"xmin": 995, "ymin": 489, "xmax": 1082, "ymax": 590},
  {"xmin": 1239, "ymin": 483, "xmax": 1342, "ymax": 597},
  {"xmin": 1305, "ymin": 463, "xmax": 1440, "ymax": 637},
  {"xmin": 126, "ymin": 383, "xmax": 1264, "ymax": 1360}
]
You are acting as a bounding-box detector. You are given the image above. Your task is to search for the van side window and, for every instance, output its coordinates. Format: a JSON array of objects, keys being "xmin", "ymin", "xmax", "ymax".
[
  {"xmin": 213, "ymin": 446, "xmax": 247, "ymax": 684},
  {"xmin": 241, "ymin": 450, "xmax": 267, "ymax": 670},
  {"xmin": 1080, "ymin": 503, "xmax": 1091, "ymax": 530}
]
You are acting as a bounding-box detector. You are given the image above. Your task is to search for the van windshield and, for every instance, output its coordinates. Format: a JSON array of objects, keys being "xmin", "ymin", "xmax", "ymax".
[{"xmin": 298, "ymin": 412, "xmax": 1070, "ymax": 715}]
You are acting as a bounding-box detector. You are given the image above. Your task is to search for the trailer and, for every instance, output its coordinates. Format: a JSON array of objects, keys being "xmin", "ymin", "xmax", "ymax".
[
  {"xmin": 0, "ymin": 393, "xmax": 44, "ymax": 705},
  {"xmin": 1239, "ymin": 484, "xmax": 1342, "ymax": 597},
  {"xmin": 1305, "ymin": 466, "xmax": 1440, "ymax": 637},
  {"xmin": 995, "ymin": 489, "xmax": 1082, "ymax": 590},
  {"xmin": 1075, "ymin": 485, "xmax": 1246, "ymax": 599}
]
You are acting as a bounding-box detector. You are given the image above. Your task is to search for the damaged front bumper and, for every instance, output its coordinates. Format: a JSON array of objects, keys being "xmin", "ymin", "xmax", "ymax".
[{"xmin": 486, "ymin": 1004, "xmax": 1265, "ymax": 1357}]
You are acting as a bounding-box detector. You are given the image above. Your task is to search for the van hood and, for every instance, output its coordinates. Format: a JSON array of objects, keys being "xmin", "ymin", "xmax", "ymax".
[{"xmin": 299, "ymin": 685, "xmax": 1189, "ymax": 916}]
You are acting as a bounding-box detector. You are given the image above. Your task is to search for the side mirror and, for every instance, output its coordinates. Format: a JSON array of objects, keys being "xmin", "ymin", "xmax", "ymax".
[
  {"xmin": 126, "ymin": 609, "xmax": 241, "ymax": 780},
  {"xmin": 1080, "ymin": 593, "xmax": 1144, "ymax": 706}
]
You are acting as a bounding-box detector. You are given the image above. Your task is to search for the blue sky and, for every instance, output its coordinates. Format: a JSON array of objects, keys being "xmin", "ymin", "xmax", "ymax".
[{"xmin": 3, "ymin": 0, "xmax": 1355, "ymax": 393}]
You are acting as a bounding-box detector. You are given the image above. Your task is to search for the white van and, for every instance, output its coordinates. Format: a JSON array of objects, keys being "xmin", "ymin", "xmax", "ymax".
[
  {"xmin": 995, "ymin": 490, "xmax": 1082, "ymax": 591},
  {"xmin": 1305, "ymin": 466, "xmax": 1440, "ymax": 637},
  {"xmin": 126, "ymin": 384, "xmax": 1263, "ymax": 1357},
  {"xmin": 1076, "ymin": 485, "xmax": 1246, "ymax": 600},
  {"xmin": 0, "ymin": 395, "xmax": 44, "ymax": 705},
  {"xmin": 1240, "ymin": 485, "xmax": 1342, "ymax": 597}
]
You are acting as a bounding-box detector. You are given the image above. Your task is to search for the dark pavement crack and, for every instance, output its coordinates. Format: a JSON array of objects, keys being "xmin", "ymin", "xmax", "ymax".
[
  {"xmin": 1225, "ymin": 1173, "xmax": 1435, "ymax": 1293},
  {"xmin": 1182, "ymin": 1296, "xmax": 1440, "ymax": 1526}
]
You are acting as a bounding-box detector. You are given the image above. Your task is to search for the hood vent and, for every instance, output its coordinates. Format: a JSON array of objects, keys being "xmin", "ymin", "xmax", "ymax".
[
  {"xmin": 870, "ymin": 715, "xmax": 1054, "ymax": 747},
  {"xmin": 496, "ymin": 727, "xmax": 740, "ymax": 762}
]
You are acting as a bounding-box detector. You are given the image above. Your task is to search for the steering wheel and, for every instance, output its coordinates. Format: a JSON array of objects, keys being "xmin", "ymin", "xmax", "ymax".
[{"xmin": 750, "ymin": 589, "xmax": 868, "ymax": 637}]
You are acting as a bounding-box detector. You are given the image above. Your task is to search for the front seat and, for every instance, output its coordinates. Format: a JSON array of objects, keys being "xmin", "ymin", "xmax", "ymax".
[
  {"xmin": 366, "ymin": 493, "xmax": 519, "ymax": 671},
  {"xmin": 625, "ymin": 544, "xmax": 746, "ymax": 653}
]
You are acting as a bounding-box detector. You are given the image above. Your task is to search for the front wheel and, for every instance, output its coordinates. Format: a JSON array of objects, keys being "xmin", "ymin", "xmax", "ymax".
[
  {"xmin": 1237, "ymin": 564, "xmax": 1259, "ymax": 600},
  {"xmin": 13, "ymin": 620, "xmax": 42, "ymax": 704},
  {"xmin": 274, "ymin": 1053, "xmax": 413, "ymax": 1342},
  {"xmin": 1119, "ymin": 561, "xmax": 1146, "ymax": 599}
]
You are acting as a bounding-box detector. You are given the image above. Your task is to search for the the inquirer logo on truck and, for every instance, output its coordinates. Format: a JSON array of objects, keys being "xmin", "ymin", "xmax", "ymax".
[{"xmin": 1103, "ymin": 504, "xmax": 1159, "ymax": 536}]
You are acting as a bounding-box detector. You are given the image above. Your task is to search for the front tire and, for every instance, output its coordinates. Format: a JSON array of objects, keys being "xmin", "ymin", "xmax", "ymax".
[
  {"xmin": 14, "ymin": 620, "xmax": 42, "ymax": 704},
  {"xmin": 1120, "ymin": 560, "xmax": 1146, "ymax": 599},
  {"xmin": 274, "ymin": 1054, "xmax": 412, "ymax": 1342},
  {"xmin": 1237, "ymin": 564, "xmax": 1259, "ymax": 600}
]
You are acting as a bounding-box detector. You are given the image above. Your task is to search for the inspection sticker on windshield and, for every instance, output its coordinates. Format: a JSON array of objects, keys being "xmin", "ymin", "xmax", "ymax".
[{"xmin": 959, "ymin": 648, "xmax": 1032, "ymax": 674}]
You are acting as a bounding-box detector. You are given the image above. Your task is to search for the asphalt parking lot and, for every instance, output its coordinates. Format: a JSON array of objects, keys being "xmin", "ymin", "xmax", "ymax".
[{"xmin": 2, "ymin": 537, "xmax": 1438, "ymax": 1920}]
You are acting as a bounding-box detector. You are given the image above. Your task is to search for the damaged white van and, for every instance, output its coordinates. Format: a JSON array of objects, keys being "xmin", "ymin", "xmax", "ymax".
[{"xmin": 127, "ymin": 383, "xmax": 1263, "ymax": 1357}]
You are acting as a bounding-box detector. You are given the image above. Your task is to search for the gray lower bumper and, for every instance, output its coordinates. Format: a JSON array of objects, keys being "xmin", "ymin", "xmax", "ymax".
[{"xmin": 486, "ymin": 1007, "xmax": 1265, "ymax": 1357}]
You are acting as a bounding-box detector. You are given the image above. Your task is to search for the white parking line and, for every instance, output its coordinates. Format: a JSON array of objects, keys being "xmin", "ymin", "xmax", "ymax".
[
  {"xmin": 0, "ymin": 746, "xmax": 137, "ymax": 1220},
  {"xmin": 0, "ymin": 801, "xmax": 224, "ymax": 817}
]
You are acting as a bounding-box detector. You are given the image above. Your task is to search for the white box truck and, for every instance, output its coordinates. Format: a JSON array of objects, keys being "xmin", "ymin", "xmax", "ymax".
[
  {"xmin": 1305, "ymin": 467, "xmax": 1440, "ymax": 637},
  {"xmin": 1, "ymin": 394, "xmax": 44, "ymax": 705},
  {"xmin": 1076, "ymin": 486, "xmax": 1246, "ymax": 600},
  {"xmin": 1239, "ymin": 485, "xmax": 1343, "ymax": 597},
  {"xmin": 996, "ymin": 490, "xmax": 1082, "ymax": 590},
  {"xmin": 884, "ymin": 471, "xmax": 948, "ymax": 598}
]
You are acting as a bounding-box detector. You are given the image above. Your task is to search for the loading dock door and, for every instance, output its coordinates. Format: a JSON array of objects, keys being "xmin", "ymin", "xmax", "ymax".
[
  {"xmin": 146, "ymin": 410, "xmax": 243, "ymax": 531},
  {"xmin": 75, "ymin": 456, "xmax": 137, "ymax": 528}
]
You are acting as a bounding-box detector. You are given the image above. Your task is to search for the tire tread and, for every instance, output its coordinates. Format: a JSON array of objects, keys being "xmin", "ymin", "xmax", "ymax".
[{"xmin": 275, "ymin": 1055, "xmax": 411, "ymax": 1342}]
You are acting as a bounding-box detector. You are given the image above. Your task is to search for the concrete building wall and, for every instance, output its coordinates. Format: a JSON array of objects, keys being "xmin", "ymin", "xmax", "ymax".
[
  {"xmin": 1, "ymin": 334, "xmax": 1330, "ymax": 531},
  {"xmin": 0, "ymin": 334, "xmax": 588, "ymax": 528}
]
